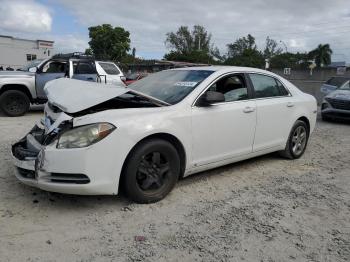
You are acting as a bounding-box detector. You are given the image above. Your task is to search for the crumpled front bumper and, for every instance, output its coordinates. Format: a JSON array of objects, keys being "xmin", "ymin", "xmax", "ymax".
[{"xmin": 11, "ymin": 124, "xmax": 121, "ymax": 195}]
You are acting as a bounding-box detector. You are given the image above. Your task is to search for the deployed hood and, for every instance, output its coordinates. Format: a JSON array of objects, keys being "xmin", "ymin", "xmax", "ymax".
[
  {"xmin": 45, "ymin": 78, "xmax": 130, "ymax": 113},
  {"xmin": 326, "ymin": 89, "xmax": 350, "ymax": 100}
]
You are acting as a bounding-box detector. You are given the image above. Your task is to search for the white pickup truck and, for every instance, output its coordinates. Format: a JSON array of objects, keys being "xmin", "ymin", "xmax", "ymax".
[{"xmin": 0, "ymin": 53, "xmax": 125, "ymax": 116}]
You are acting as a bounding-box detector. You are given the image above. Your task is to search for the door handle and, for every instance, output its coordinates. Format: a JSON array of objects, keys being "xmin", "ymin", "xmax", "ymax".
[
  {"xmin": 243, "ymin": 106, "xmax": 255, "ymax": 113},
  {"xmin": 286, "ymin": 102, "xmax": 295, "ymax": 107}
]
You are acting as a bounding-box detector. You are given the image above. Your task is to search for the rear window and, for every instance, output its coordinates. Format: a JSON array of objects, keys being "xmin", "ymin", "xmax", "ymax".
[
  {"xmin": 326, "ymin": 77, "xmax": 349, "ymax": 87},
  {"xmin": 98, "ymin": 62, "xmax": 120, "ymax": 75}
]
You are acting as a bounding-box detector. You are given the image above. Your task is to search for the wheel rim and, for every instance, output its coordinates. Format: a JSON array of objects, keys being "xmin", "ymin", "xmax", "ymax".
[
  {"xmin": 5, "ymin": 95, "xmax": 25, "ymax": 114},
  {"xmin": 291, "ymin": 126, "xmax": 307, "ymax": 155},
  {"xmin": 136, "ymin": 151, "xmax": 170, "ymax": 192}
]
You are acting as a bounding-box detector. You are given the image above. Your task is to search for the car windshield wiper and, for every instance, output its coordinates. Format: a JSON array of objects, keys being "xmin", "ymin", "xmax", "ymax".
[{"xmin": 128, "ymin": 90, "xmax": 171, "ymax": 106}]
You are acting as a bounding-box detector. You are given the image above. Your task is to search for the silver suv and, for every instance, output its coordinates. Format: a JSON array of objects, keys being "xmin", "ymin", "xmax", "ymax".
[{"xmin": 0, "ymin": 53, "xmax": 125, "ymax": 116}]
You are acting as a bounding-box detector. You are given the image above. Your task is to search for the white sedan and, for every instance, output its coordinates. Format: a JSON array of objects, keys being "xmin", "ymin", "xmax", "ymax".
[{"xmin": 12, "ymin": 66, "xmax": 317, "ymax": 203}]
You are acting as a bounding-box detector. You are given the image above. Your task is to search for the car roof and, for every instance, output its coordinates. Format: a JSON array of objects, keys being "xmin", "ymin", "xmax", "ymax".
[{"xmin": 171, "ymin": 66, "xmax": 273, "ymax": 75}]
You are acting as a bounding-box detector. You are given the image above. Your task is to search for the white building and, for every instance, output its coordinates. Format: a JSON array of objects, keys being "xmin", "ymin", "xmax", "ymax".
[{"xmin": 0, "ymin": 35, "xmax": 54, "ymax": 70}]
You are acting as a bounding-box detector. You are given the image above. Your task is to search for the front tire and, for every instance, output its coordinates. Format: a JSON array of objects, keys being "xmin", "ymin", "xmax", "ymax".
[
  {"xmin": 279, "ymin": 120, "xmax": 309, "ymax": 159},
  {"xmin": 122, "ymin": 139, "xmax": 180, "ymax": 204},
  {"xmin": 0, "ymin": 90, "xmax": 30, "ymax": 117}
]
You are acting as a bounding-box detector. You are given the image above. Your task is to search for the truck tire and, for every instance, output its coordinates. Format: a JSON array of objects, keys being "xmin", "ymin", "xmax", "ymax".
[{"xmin": 0, "ymin": 90, "xmax": 30, "ymax": 117}]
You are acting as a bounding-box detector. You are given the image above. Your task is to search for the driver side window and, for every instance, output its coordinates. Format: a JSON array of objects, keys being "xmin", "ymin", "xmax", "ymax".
[
  {"xmin": 208, "ymin": 74, "xmax": 248, "ymax": 102},
  {"xmin": 41, "ymin": 61, "xmax": 67, "ymax": 73}
]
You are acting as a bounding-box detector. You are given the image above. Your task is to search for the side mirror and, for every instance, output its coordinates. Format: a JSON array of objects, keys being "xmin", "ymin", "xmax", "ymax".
[
  {"xmin": 197, "ymin": 91, "xmax": 225, "ymax": 106},
  {"xmin": 29, "ymin": 67, "xmax": 37, "ymax": 73}
]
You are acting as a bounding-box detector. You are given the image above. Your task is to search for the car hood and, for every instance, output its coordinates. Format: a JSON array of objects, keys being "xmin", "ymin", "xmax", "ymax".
[
  {"xmin": 325, "ymin": 89, "xmax": 350, "ymax": 100},
  {"xmin": 0, "ymin": 71, "xmax": 34, "ymax": 78},
  {"xmin": 45, "ymin": 78, "xmax": 131, "ymax": 113}
]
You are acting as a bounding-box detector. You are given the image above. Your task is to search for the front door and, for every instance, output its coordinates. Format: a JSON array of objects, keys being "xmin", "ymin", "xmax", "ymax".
[
  {"xmin": 35, "ymin": 59, "xmax": 68, "ymax": 98},
  {"xmin": 191, "ymin": 73, "xmax": 257, "ymax": 166}
]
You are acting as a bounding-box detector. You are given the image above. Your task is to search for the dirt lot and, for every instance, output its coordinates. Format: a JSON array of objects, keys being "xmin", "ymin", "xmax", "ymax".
[{"xmin": 0, "ymin": 110, "xmax": 349, "ymax": 262}]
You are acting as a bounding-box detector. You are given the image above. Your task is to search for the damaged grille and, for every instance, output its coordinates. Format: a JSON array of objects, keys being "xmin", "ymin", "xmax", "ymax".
[{"xmin": 12, "ymin": 122, "xmax": 71, "ymax": 160}]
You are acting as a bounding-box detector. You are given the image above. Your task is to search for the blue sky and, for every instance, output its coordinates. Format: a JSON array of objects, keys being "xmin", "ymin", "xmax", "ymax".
[{"xmin": 1, "ymin": 0, "xmax": 350, "ymax": 62}]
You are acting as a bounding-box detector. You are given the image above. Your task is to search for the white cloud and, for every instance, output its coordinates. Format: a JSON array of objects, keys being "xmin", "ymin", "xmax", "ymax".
[
  {"xmin": 57, "ymin": 0, "xmax": 350, "ymax": 60},
  {"xmin": 0, "ymin": 0, "xmax": 52, "ymax": 33},
  {"xmin": 52, "ymin": 34, "xmax": 89, "ymax": 54}
]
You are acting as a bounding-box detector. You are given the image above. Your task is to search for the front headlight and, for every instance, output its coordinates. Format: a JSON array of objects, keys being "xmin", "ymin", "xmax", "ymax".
[{"xmin": 57, "ymin": 123, "xmax": 115, "ymax": 149}]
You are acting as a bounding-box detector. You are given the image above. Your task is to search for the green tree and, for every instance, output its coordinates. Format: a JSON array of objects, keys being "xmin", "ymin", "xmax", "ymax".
[
  {"xmin": 227, "ymin": 34, "xmax": 256, "ymax": 57},
  {"xmin": 308, "ymin": 44, "xmax": 333, "ymax": 67},
  {"xmin": 270, "ymin": 52, "xmax": 309, "ymax": 69},
  {"xmin": 88, "ymin": 24, "xmax": 130, "ymax": 60},
  {"xmin": 263, "ymin": 37, "xmax": 283, "ymax": 59},
  {"xmin": 225, "ymin": 34, "xmax": 264, "ymax": 67},
  {"xmin": 164, "ymin": 25, "xmax": 220, "ymax": 63}
]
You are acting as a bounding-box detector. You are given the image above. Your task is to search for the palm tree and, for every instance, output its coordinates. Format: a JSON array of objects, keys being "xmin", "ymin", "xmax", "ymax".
[{"xmin": 308, "ymin": 44, "xmax": 333, "ymax": 68}]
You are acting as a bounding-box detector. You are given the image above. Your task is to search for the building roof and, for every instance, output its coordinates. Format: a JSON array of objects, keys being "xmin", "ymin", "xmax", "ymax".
[{"xmin": 0, "ymin": 35, "xmax": 54, "ymax": 43}]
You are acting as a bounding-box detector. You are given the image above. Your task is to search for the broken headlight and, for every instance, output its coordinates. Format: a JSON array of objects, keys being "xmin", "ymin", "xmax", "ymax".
[{"xmin": 57, "ymin": 123, "xmax": 115, "ymax": 149}]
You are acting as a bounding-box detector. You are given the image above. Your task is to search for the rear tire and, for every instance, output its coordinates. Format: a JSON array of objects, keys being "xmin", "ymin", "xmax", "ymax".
[
  {"xmin": 279, "ymin": 120, "xmax": 309, "ymax": 159},
  {"xmin": 0, "ymin": 90, "xmax": 30, "ymax": 117},
  {"xmin": 122, "ymin": 139, "xmax": 180, "ymax": 204}
]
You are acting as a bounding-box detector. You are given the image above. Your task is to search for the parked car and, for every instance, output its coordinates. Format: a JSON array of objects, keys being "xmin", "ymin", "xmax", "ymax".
[
  {"xmin": 11, "ymin": 66, "xmax": 317, "ymax": 203},
  {"xmin": 0, "ymin": 53, "xmax": 125, "ymax": 117},
  {"xmin": 125, "ymin": 72, "xmax": 148, "ymax": 85},
  {"xmin": 321, "ymin": 80, "xmax": 350, "ymax": 121},
  {"xmin": 95, "ymin": 61, "xmax": 126, "ymax": 85},
  {"xmin": 320, "ymin": 76, "xmax": 350, "ymax": 95}
]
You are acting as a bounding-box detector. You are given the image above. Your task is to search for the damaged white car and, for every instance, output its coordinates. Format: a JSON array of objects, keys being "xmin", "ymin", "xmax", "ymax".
[{"xmin": 12, "ymin": 67, "xmax": 317, "ymax": 203}]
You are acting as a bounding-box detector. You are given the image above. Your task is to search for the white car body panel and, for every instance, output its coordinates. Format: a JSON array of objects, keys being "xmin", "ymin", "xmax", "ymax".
[
  {"xmin": 44, "ymin": 78, "xmax": 129, "ymax": 113},
  {"xmin": 191, "ymin": 100, "xmax": 256, "ymax": 166},
  {"xmin": 12, "ymin": 66, "xmax": 317, "ymax": 195}
]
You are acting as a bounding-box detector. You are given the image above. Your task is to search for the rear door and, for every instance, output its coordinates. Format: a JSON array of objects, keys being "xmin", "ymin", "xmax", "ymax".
[
  {"xmin": 247, "ymin": 73, "xmax": 296, "ymax": 151},
  {"xmin": 191, "ymin": 73, "xmax": 257, "ymax": 166},
  {"xmin": 71, "ymin": 60, "xmax": 97, "ymax": 82},
  {"xmin": 35, "ymin": 59, "xmax": 68, "ymax": 98}
]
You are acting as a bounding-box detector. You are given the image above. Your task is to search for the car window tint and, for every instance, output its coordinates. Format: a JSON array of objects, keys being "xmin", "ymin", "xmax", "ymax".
[
  {"xmin": 340, "ymin": 81, "xmax": 350, "ymax": 90},
  {"xmin": 75, "ymin": 62, "xmax": 95, "ymax": 74},
  {"xmin": 208, "ymin": 74, "xmax": 248, "ymax": 102},
  {"xmin": 249, "ymin": 74, "xmax": 281, "ymax": 98},
  {"xmin": 129, "ymin": 70, "xmax": 214, "ymax": 105},
  {"xmin": 42, "ymin": 61, "xmax": 66, "ymax": 73},
  {"xmin": 99, "ymin": 62, "xmax": 120, "ymax": 75},
  {"xmin": 275, "ymin": 78, "xmax": 290, "ymax": 96},
  {"xmin": 326, "ymin": 77, "xmax": 348, "ymax": 87}
]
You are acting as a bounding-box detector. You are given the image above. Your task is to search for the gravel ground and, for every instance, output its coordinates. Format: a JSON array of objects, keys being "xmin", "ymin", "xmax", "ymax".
[{"xmin": 0, "ymin": 109, "xmax": 349, "ymax": 262}]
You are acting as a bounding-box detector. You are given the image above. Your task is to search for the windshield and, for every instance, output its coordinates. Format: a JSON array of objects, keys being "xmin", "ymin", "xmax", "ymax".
[
  {"xmin": 20, "ymin": 60, "xmax": 44, "ymax": 71},
  {"xmin": 340, "ymin": 81, "xmax": 350, "ymax": 90},
  {"xmin": 128, "ymin": 70, "xmax": 214, "ymax": 104},
  {"xmin": 326, "ymin": 77, "xmax": 349, "ymax": 87},
  {"xmin": 98, "ymin": 62, "xmax": 120, "ymax": 75}
]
